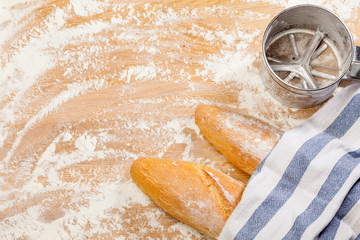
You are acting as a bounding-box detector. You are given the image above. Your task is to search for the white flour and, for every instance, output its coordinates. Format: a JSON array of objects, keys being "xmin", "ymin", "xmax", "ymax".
[
  {"xmin": 252, "ymin": 0, "xmax": 360, "ymax": 21},
  {"xmin": 1, "ymin": 0, "xmax": 359, "ymax": 239}
]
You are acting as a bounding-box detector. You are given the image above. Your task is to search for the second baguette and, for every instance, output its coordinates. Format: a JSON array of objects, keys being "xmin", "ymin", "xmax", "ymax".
[{"xmin": 195, "ymin": 105, "xmax": 281, "ymax": 175}]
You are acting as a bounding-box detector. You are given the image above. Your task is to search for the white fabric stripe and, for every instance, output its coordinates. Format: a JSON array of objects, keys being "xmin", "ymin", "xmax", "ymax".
[
  {"xmin": 256, "ymin": 116, "xmax": 360, "ymax": 239},
  {"xmin": 219, "ymin": 84, "xmax": 360, "ymax": 240},
  {"xmin": 342, "ymin": 201, "xmax": 360, "ymax": 235},
  {"xmin": 302, "ymin": 163, "xmax": 360, "ymax": 239},
  {"xmin": 334, "ymin": 221, "xmax": 357, "ymax": 240}
]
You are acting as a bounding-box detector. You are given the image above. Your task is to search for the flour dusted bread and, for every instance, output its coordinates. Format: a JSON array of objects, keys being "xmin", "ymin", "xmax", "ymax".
[
  {"xmin": 131, "ymin": 105, "xmax": 281, "ymax": 238},
  {"xmin": 195, "ymin": 105, "xmax": 281, "ymax": 175},
  {"xmin": 131, "ymin": 157, "xmax": 245, "ymax": 239}
]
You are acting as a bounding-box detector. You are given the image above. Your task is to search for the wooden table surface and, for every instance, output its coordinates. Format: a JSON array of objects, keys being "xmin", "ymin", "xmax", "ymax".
[{"xmin": 1, "ymin": 0, "xmax": 360, "ymax": 239}]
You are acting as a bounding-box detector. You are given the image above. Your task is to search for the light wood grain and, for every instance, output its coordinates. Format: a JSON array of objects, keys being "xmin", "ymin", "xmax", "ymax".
[{"xmin": 1, "ymin": 0, "xmax": 360, "ymax": 239}]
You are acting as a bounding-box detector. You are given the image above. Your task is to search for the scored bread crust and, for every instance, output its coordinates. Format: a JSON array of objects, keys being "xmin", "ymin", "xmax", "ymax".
[
  {"xmin": 195, "ymin": 105, "xmax": 282, "ymax": 175},
  {"xmin": 130, "ymin": 157, "xmax": 245, "ymax": 239}
]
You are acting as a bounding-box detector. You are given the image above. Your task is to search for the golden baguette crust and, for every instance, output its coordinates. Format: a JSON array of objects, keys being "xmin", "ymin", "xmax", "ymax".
[
  {"xmin": 130, "ymin": 157, "xmax": 245, "ymax": 239},
  {"xmin": 195, "ymin": 105, "xmax": 281, "ymax": 175}
]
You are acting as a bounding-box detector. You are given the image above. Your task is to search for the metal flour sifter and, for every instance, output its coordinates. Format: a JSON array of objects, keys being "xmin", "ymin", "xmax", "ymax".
[{"xmin": 261, "ymin": 4, "xmax": 360, "ymax": 108}]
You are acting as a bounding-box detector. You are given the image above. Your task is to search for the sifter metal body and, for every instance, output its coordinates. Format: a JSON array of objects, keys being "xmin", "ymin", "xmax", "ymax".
[{"xmin": 261, "ymin": 4, "xmax": 360, "ymax": 108}]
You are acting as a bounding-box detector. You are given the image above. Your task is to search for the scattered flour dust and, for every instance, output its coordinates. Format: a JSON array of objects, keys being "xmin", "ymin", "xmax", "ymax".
[
  {"xmin": 1, "ymin": 180, "xmax": 152, "ymax": 240},
  {"xmin": 75, "ymin": 133, "xmax": 97, "ymax": 153},
  {"xmin": 70, "ymin": 0, "xmax": 106, "ymax": 17},
  {"xmin": 198, "ymin": 49, "xmax": 304, "ymax": 128},
  {"xmin": 1, "ymin": 0, "xmax": 359, "ymax": 240},
  {"xmin": 248, "ymin": 0, "xmax": 360, "ymax": 22}
]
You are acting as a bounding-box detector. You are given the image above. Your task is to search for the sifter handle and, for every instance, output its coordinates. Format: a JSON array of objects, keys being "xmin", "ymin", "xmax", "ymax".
[{"xmin": 345, "ymin": 46, "xmax": 360, "ymax": 80}]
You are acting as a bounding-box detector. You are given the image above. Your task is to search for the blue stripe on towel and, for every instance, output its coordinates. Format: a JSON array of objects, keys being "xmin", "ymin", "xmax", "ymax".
[
  {"xmin": 283, "ymin": 149, "xmax": 360, "ymax": 239},
  {"xmin": 235, "ymin": 94, "xmax": 360, "ymax": 240},
  {"xmin": 318, "ymin": 179, "xmax": 360, "ymax": 239}
]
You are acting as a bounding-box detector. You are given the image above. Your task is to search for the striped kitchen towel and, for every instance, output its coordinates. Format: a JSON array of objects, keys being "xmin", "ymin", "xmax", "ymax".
[{"xmin": 219, "ymin": 83, "xmax": 360, "ymax": 240}]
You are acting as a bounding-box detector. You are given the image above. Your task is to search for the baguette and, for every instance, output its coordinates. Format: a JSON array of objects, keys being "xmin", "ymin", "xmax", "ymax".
[
  {"xmin": 195, "ymin": 105, "xmax": 281, "ymax": 175},
  {"xmin": 130, "ymin": 157, "xmax": 245, "ymax": 239}
]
